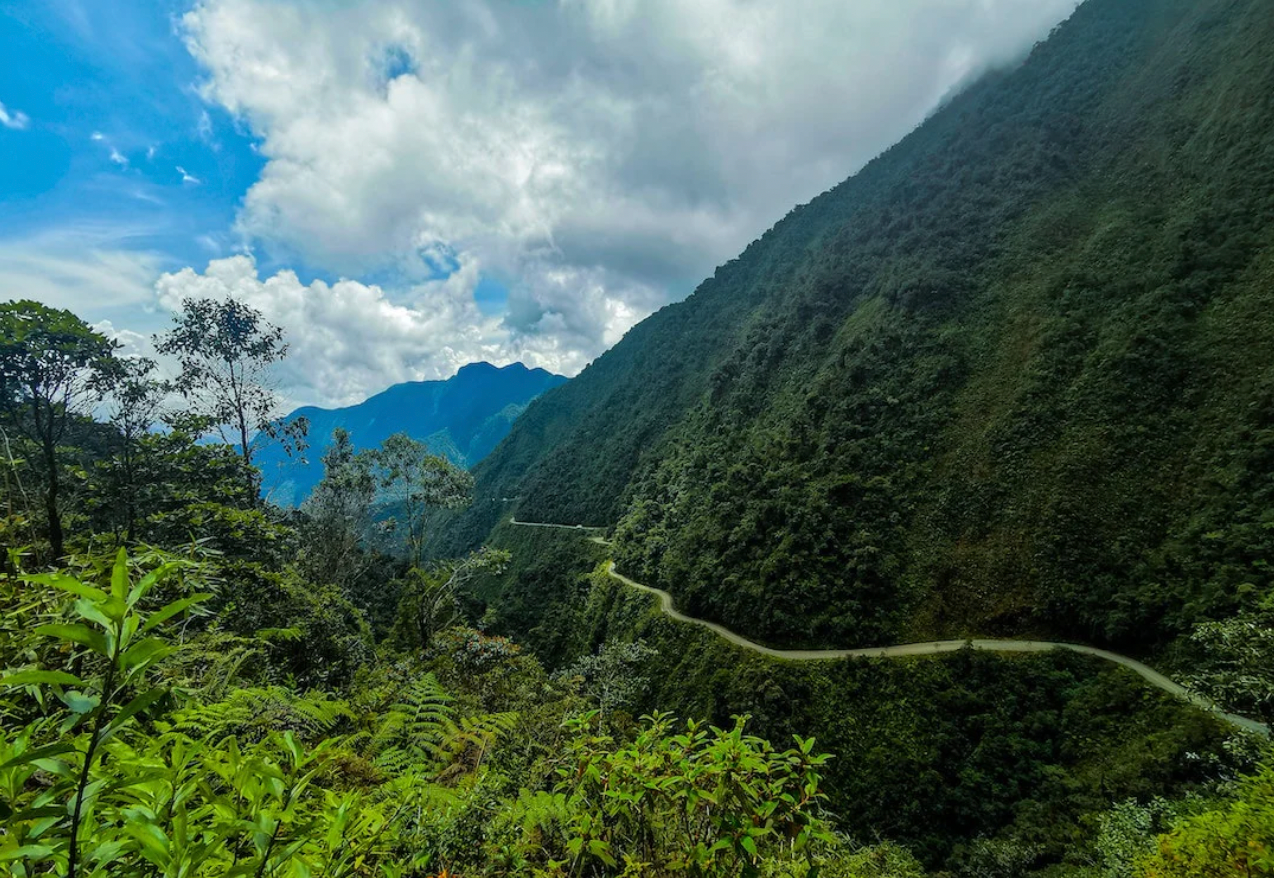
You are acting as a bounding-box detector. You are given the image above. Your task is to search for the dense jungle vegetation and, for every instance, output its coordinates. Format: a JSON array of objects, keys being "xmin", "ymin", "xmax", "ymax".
[
  {"xmin": 0, "ymin": 294, "xmax": 1270, "ymax": 875},
  {"xmin": 446, "ymin": 0, "xmax": 1274, "ymax": 659},
  {"xmin": 0, "ymin": 298, "xmax": 899, "ymax": 876}
]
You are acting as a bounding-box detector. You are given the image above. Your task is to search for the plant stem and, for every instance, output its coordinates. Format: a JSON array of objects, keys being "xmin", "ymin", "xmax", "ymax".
[{"xmin": 67, "ymin": 659, "xmax": 118, "ymax": 878}]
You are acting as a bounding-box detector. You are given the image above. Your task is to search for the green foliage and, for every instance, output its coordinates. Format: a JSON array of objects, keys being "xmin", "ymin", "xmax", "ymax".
[
  {"xmin": 1183, "ymin": 593, "xmax": 1274, "ymax": 725},
  {"xmin": 0, "ymin": 554, "xmax": 848, "ymax": 878},
  {"xmin": 8, "ymin": 1, "xmax": 1274, "ymax": 872},
  {"xmin": 475, "ymin": 552, "xmax": 1242, "ymax": 873},
  {"xmin": 155, "ymin": 296, "xmax": 307, "ymax": 476},
  {"xmin": 1133, "ymin": 762, "xmax": 1274, "ymax": 877},
  {"xmin": 491, "ymin": 712, "xmax": 835, "ymax": 877},
  {"xmin": 366, "ymin": 432, "xmax": 473, "ymax": 566},
  {"xmin": 167, "ymin": 685, "xmax": 355, "ymax": 744},
  {"xmin": 1091, "ymin": 798, "xmax": 1188, "ymax": 878},
  {"xmin": 391, "ymin": 549, "xmax": 510, "ymax": 651},
  {"xmin": 89, "ymin": 357, "xmax": 165, "ymax": 544},
  {"xmin": 460, "ymin": 520, "xmax": 610, "ymax": 667},
  {"xmin": 298, "ymin": 428, "xmax": 377, "ymax": 594},
  {"xmin": 0, "ymin": 300, "xmax": 119, "ymax": 559},
  {"xmin": 556, "ymin": 639, "xmax": 659, "ymax": 716},
  {"xmin": 362, "ymin": 672, "xmax": 457, "ymax": 773},
  {"xmin": 0, "ymin": 549, "xmax": 215, "ymax": 875}
]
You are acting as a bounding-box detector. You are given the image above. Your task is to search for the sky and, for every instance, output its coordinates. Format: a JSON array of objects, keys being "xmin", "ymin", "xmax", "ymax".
[{"xmin": 0, "ymin": 0, "xmax": 1081, "ymax": 410}]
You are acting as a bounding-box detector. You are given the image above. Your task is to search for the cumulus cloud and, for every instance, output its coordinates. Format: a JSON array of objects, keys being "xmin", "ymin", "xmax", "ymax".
[
  {"xmin": 0, "ymin": 101, "xmax": 30, "ymax": 130},
  {"xmin": 177, "ymin": 0, "xmax": 1079, "ymax": 399},
  {"xmin": 153, "ymin": 254, "xmax": 630, "ymax": 408}
]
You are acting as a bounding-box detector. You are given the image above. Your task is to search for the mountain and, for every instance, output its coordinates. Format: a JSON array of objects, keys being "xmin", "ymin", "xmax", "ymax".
[
  {"xmin": 445, "ymin": 0, "xmax": 1274, "ymax": 655},
  {"xmin": 259, "ymin": 362, "xmax": 567, "ymax": 506}
]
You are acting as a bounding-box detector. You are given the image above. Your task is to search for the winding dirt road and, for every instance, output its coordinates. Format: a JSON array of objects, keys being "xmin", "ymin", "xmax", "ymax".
[{"xmin": 508, "ymin": 519, "xmax": 1269, "ymax": 736}]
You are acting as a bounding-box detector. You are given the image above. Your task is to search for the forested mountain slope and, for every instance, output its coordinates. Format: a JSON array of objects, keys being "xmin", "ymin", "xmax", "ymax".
[
  {"xmin": 258, "ymin": 362, "xmax": 566, "ymax": 506},
  {"xmin": 452, "ymin": 0, "xmax": 1274, "ymax": 652}
]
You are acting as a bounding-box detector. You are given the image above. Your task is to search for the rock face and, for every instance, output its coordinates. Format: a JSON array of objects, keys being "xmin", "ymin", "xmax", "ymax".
[{"xmin": 258, "ymin": 362, "xmax": 568, "ymax": 507}]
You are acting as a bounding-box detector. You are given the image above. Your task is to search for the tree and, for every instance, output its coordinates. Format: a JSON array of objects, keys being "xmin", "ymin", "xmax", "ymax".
[
  {"xmin": 1134, "ymin": 762, "xmax": 1274, "ymax": 877},
  {"xmin": 556, "ymin": 638, "xmax": 660, "ymax": 716},
  {"xmin": 100, "ymin": 357, "xmax": 166, "ymax": 543},
  {"xmin": 1183, "ymin": 592, "xmax": 1274, "ymax": 726},
  {"xmin": 0, "ymin": 300, "xmax": 118, "ymax": 558},
  {"xmin": 299, "ymin": 428, "xmax": 376, "ymax": 593},
  {"xmin": 394, "ymin": 548, "xmax": 509, "ymax": 649},
  {"xmin": 154, "ymin": 297, "xmax": 307, "ymax": 489},
  {"xmin": 366, "ymin": 432, "xmax": 472, "ymax": 565}
]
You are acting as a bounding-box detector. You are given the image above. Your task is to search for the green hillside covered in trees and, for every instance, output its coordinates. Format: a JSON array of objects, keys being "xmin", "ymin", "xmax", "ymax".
[
  {"xmin": 2, "ymin": 0, "xmax": 1274, "ymax": 874},
  {"xmin": 450, "ymin": 0, "xmax": 1274, "ymax": 659}
]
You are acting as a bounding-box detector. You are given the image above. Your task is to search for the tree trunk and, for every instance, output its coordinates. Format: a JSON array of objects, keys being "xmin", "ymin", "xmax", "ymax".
[
  {"xmin": 236, "ymin": 404, "xmax": 261, "ymax": 503},
  {"xmin": 123, "ymin": 442, "xmax": 136, "ymax": 544},
  {"xmin": 43, "ymin": 437, "xmax": 63, "ymax": 560}
]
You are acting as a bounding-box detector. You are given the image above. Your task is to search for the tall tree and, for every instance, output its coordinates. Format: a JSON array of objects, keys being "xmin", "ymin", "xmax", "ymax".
[
  {"xmin": 0, "ymin": 300, "xmax": 118, "ymax": 558},
  {"xmin": 299, "ymin": 428, "xmax": 376, "ymax": 592},
  {"xmin": 100, "ymin": 357, "xmax": 165, "ymax": 543},
  {"xmin": 154, "ymin": 297, "xmax": 307, "ymax": 490},
  {"xmin": 366, "ymin": 432, "xmax": 472, "ymax": 566}
]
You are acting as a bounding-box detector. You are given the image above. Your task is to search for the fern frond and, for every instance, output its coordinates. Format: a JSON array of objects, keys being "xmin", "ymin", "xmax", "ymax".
[
  {"xmin": 168, "ymin": 686, "xmax": 353, "ymax": 743},
  {"xmin": 367, "ymin": 673, "xmax": 457, "ymax": 774}
]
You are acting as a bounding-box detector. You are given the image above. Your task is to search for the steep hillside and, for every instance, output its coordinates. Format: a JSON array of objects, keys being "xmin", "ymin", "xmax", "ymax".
[
  {"xmin": 462, "ymin": 523, "xmax": 1231, "ymax": 872},
  {"xmin": 451, "ymin": 0, "xmax": 1274, "ymax": 653},
  {"xmin": 259, "ymin": 362, "xmax": 566, "ymax": 506}
]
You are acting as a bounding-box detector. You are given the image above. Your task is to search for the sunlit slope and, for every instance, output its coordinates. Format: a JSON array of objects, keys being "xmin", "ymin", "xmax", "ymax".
[{"xmin": 453, "ymin": 0, "xmax": 1274, "ymax": 651}]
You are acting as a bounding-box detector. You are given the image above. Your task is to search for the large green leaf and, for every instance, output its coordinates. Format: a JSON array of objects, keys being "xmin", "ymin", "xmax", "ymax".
[
  {"xmin": 0, "ymin": 742, "xmax": 76, "ymax": 770},
  {"xmin": 23, "ymin": 573, "xmax": 105, "ymax": 602},
  {"xmin": 106, "ymin": 688, "xmax": 167, "ymax": 734},
  {"xmin": 0, "ymin": 845, "xmax": 55, "ymax": 862},
  {"xmin": 111, "ymin": 547, "xmax": 130, "ymax": 601},
  {"xmin": 141, "ymin": 594, "xmax": 212, "ymax": 633},
  {"xmin": 120, "ymin": 637, "xmax": 172, "ymax": 674},
  {"xmin": 1, "ymin": 670, "xmax": 83, "ymax": 688},
  {"xmin": 57, "ymin": 690, "xmax": 100, "ymax": 715},
  {"xmin": 34, "ymin": 623, "xmax": 110, "ymax": 657},
  {"xmin": 127, "ymin": 562, "xmax": 181, "ymax": 609}
]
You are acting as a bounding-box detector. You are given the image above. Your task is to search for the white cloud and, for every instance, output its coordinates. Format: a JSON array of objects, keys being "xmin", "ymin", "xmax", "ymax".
[
  {"xmin": 0, "ymin": 228, "xmax": 164, "ymax": 312},
  {"xmin": 0, "ymin": 101, "xmax": 30, "ymax": 131},
  {"xmin": 90, "ymin": 131, "xmax": 131, "ymax": 167},
  {"xmin": 92, "ymin": 319, "xmax": 154, "ymax": 360},
  {"xmin": 176, "ymin": 165, "xmax": 201, "ymax": 184},
  {"xmin": 178, "ymin": 0, "xmax": 1080, "ymax": 395},
  {"xmin": 153, "ymin": 254, "xmax": 627, "ymax": 408}
]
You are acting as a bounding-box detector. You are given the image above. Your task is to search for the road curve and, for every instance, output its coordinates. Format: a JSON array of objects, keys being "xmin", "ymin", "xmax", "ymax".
[{"xmin": 508, "ymin": 519, "xmax": 1269, "ymax": 737}]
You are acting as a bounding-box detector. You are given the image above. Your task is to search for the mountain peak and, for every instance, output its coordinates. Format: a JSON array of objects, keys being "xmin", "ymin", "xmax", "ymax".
[
  {"xmin": 456, "ymin": 361, "xmax": 539, "ymax": 378},
  {"xmin": 258, "ymin": 361, "xmax": 568, "ymax": 506}
]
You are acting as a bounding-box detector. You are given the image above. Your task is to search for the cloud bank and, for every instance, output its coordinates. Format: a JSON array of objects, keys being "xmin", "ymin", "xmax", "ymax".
[
  {"xmin": 173, "ymin": 0, "xmax": 1080, "ymax": 406},
  {"xmin": 154, "ymin": 253, "xmax": 620, "ymax": 408}
]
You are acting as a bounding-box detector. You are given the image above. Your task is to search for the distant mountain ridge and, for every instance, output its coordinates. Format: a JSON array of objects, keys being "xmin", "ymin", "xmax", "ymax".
[{"xmin": 259, "ymin": 362, "xmax": 567, "ymax": 506}]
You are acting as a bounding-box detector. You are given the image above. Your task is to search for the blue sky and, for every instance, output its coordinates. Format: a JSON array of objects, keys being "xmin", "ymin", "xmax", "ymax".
[
  {"xmin": 0, "ymin": 0, "xmax": 509, "ymax": 347},
  {"xmin": 1, "ymin": 1, "xmax": 258, "ymax": 290},
  {"xmin": 0, "ymin": 0, "xmax": 1078, "ymax": 408}
]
